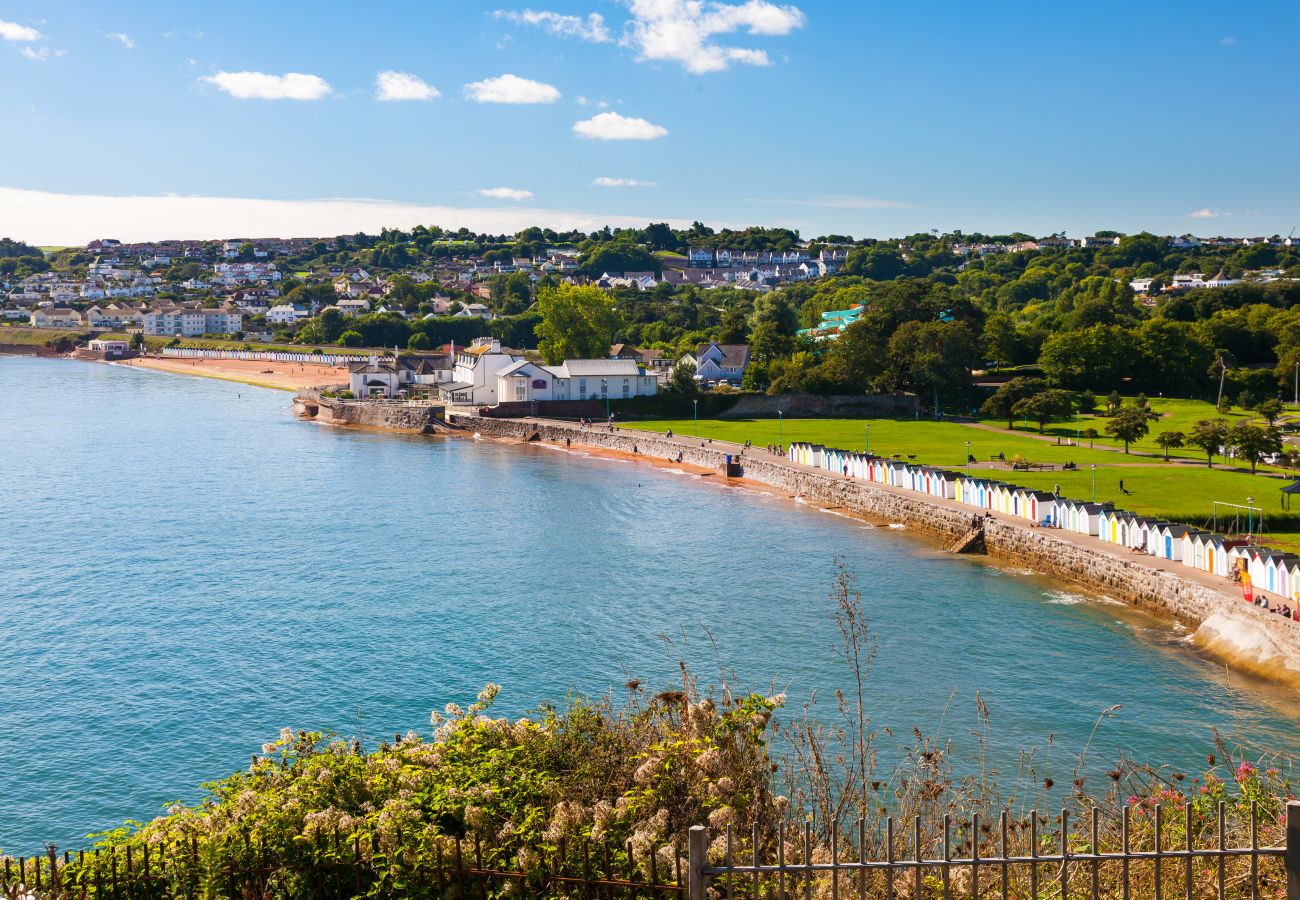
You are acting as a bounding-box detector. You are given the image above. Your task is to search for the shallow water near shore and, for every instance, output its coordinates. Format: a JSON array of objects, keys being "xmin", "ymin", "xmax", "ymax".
[{"xmin": 2, "ymin": 356, "xmax": 1299, "ymax": 854}]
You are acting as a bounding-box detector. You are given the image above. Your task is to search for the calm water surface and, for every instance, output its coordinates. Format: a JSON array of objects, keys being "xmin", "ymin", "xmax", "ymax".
[{"xmin": 1, "ymin": 357, "xmax": 1297, "ymax": 853}]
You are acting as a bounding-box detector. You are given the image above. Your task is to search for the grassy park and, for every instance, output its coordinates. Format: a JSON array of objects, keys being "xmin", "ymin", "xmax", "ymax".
[{"xmin": 622, "ymin": 411, "xmax": 1300, "ymax": 550}]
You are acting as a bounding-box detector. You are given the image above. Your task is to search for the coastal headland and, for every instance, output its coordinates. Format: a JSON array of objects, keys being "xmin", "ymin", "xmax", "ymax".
[{"xmin": 446, "ymin": 412, "xmax": 1300, "ymax": 688}]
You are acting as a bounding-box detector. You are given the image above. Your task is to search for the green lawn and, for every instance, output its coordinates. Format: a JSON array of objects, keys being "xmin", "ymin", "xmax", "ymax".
[
  {"xmin": 976, "ymin": 396, "xmax": 1288, "ymax": 464},
  {"xmin": 0, "ymin": 325, "xmax": 84, "ymax": 345},
  {"xmin": 624, "ymin": 417, "xmax": 1156, "ymax": 468},
  {"xmin": 623, "ymin": 416, "xmax": 1300, "ymax": 550}
]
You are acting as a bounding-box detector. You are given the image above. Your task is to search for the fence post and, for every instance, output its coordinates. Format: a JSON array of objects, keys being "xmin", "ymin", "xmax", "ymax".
[
  {"xmin": 688, "ymin": 826, "xmax": 708, "ymax": 900},
  {"xmin": 1287, "ymin": 801, "xmax": 1300, "ymax": 900}
]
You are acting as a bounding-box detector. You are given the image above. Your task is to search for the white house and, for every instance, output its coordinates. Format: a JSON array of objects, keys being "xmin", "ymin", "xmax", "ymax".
[
  {"xmin": 495, "ymin": 358, "xmax": 658, "ymax": 404},
  {"xmin": 30, "ymin": 308, "xmax": 83, "ymax": 328},
  {"xmin": 439, "ymin": 338, "xmax": 520, "ymax": 406},
  {"xmin": 680, "ymin": 342, "xmax": 751, "ymax": 386},
  {"xmin": 268, "ymin": 303, "xmax": 312, "ymax": 325},
  {"xmin": 87, "ymin": 338, "xmax": 131, "ymax": 356},
  {"xmin": 347, "ymin": 353, "xmax": 454, "ymax": 398}
]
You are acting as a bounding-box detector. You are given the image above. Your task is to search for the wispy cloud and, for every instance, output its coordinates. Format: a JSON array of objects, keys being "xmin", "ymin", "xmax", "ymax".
[
  {"xmin": 493, "ymin": 9, "xmax": 611, "ymax": 43},
  {"xmin": 104, "ymin": 32, "xmax": 135, "ymax": 49},
  {"xmin": 0, "ymin": 185, "xmax": 679, "ymax": 246},
  {"xmin": 478, "ymin": 187, "xmax": 534, "ymax": 201},
  {"xmin": 573, "ymin": 111, "xmax": 667, "ymax": 140},
  {"xmin": 375, "ymin": 70, "xmax": 440, "ymax": 101},
  {"xmin": 19, "ymin": 45, "xmax": 51, "ymax": 61},
  {"xmin": 494, "ymin": 1, "xmax": 804, "ymax": 73},
  {"xmin": 0, "ymin": 18, "xmax": 41, "ymax": 41},
  {"xmin": 623, "ymin": 0, "xmax": 805, "ymax": 73},
  {"xmin": 464, "ymin": 73, "xmax": 560, "ymax": 103},
  {"xmin": 1219, "ymin": 35, "xmax": 1237, "ymax": 46},
  {"xmin": 593, "ymin": 177, "xmax": 657, "ymax": 187},
  {"xmin": 1188, "ymin": 208, "xmax": 1220, "ymax": 219},
  {"xmin": 200, "ymin": 71, "xmax": 332, "ymax": 100}
]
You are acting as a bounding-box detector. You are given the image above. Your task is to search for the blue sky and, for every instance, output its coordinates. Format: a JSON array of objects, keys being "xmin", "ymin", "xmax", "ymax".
[{"xmin": 1, "ymin": 1, "xmax": 1297, "ymax": 244}]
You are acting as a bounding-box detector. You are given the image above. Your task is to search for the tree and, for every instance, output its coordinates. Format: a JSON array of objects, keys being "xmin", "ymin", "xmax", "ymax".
[
  {"xmin": 740, "ymin": 359, "xmax": 770, "ymax": 391},
  {"xmin": 980, "ymin": 377, "xmax": 1047, "ymax": 429},
  {"xmin": 1011, "ymin": 389, "xmax": 1075, "ymax": 433},
  {"xmin": 1256, "ymin": 397, "xmax": 1284, "ymax": 426},
  {"xmin": 1082, "ymin": 427, "xmax": 1099, "ymax": 448},
  {"xmin": 1154, "ymin": 430, "xmax": 1185, "ymax": 461},
  {"xmin": 1188, "ymin": 419, "xmax": 1229, "ymax": 468},
  {"xmin": 1236, "ymin": 390, "xmax": 1257, "ymax": 411},
  {"xmin": 1104, "ymin": 405, "xmax": 1156, "ymax": 453},
  {"xmin": 668, "ymin": 359, "xmax": 698, "ymax": 396},
  {"xmin": 338, "ymin": 330, "xmax": 364, "ymax": 347},
  {"xmin": 1075, "ymin": 390, "xmax": 1097, "ymax": 415},
  {"xmin": 747, "ymin": 294, "xmax": 799, "ymax": 361},
  {"xmin": 1105, "ymin": 391, "xmax": 1123, "ymax": 416},
  {"xmin": 1230, "ymin": 422, "xmax": 1281, "ymax": 474},
  {"xmin": 534, "ymin": 284, "xmax": 623, "ymax": 364},
  {"xmin": 407, "ymin": 332, "xmax": 431, "ymax": 351},
  {"xmin": 882, "ymin": 320, "xmax": 979, "ymax": 401},
  {"xmin": 129, "ymin": 333, "xmax": 144, "ymax": 350}
]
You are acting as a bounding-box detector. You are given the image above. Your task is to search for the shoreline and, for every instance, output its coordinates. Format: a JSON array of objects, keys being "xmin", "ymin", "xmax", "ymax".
[
  {"xmin": 115, "ymin": 355, "xmax": 347, "ymax": 392},
  {"xmin": 452, "ymin": 414, "xmax": 1300, "ymax": 691}
]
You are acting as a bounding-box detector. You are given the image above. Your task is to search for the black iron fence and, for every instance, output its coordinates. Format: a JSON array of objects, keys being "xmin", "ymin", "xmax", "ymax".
[
  {"xmin": 689, "ymin": 801, "xmax": 1300, "ymax": 900},
  {"xmin": 3, "ymin": 801, "xmax": 1296, "ymax": 898}
]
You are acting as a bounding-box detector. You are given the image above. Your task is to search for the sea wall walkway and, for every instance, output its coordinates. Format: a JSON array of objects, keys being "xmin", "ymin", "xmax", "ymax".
[{"xmin": 452, "ymin": 413, "xmax": 1300, "ymax": 684}]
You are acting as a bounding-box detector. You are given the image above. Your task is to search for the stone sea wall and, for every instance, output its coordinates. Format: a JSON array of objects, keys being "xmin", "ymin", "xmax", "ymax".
[
  {"xmin": 455, "ymin": 414, "xmax": 1300, "ymax": 683},
  {"xmin": 294, "ymin": 393, "xmax": 447, "ymax": 433}
]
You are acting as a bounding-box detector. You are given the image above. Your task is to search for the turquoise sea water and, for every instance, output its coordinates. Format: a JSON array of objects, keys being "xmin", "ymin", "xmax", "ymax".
[{"xmin": 1, "ymin": 356, "xmax": 1298, "ymax": 854}]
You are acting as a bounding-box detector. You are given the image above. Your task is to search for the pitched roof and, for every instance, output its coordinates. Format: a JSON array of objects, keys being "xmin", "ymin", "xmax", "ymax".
[{"xmin": 556, "ymin": 359, "xmax": 644, "ymax": 377}]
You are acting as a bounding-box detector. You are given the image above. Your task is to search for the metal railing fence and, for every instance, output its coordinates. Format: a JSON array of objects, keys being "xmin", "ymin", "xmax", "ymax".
[{"xmin": 689, "ymin": 801, "xmax": 1300, "ymax": 900}]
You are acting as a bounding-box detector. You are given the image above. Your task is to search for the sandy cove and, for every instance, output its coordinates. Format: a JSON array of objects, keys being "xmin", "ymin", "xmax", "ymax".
[{"xmin": 117, "ymin": 355, "xmax": 348, "ymax": 391}]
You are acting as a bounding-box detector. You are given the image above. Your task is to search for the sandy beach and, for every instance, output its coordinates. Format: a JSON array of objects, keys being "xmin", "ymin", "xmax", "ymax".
[{"xmin": 117, "ymin": 355, "xmax": 348, "ymax": 391}]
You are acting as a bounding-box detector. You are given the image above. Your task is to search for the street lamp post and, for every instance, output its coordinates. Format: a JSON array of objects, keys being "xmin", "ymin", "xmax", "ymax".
[
  {"xmin": 601, "ymin": 379, "xmax": 610, "ymax": 419},
  {"xmin": 1247, "ymin": 496, "xmax": 1254, "ymax": 535},
  {"xmin": 965, "ymin": 440, "xmax": 971, "ymax": 466},
  {"xmin": 693, "ymin": 398, "xmax": 699, "ymax": 436},
  {"xmin": 778, "ymin": 410, "xmax": 783, "ymax": 449},
  {"xmin": 865, "ymin": 423, "xmax": 870, "ymax": 457},
  {"xmin": 1091, "ymin": 464, "xmax": 1096, "ymax": 502}
]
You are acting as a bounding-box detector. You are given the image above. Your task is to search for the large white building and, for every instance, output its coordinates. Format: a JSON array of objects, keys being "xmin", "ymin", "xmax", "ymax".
[
  {"xmin": 143, "ymin": 307, "xmax": 244, "ymax": 336},
  {"xmin": 347, "ymin": 353, "xmax": 454, "ymax": 398},
  {"xmin": 438, "ymin": 338, "xmax": 520, "ymax": 406},
  {"xmin": 495, "ymin": 358, "xmax": 658, "ymax": 404}
]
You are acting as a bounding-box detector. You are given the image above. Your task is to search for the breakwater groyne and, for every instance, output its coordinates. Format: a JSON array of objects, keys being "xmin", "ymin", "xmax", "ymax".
[
  {"xmin": 452, "ymin": 413, "xmax": 1300, "ymax": 684},
  {"xmin": 294, "ymin": 390, "xmax": 452, "ymax": 433}
]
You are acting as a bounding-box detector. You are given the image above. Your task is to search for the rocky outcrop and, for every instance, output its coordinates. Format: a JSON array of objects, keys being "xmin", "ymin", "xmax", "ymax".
[{"xmin": 454, "ymin": 414, "xmax": 1300, "ymax": 684}]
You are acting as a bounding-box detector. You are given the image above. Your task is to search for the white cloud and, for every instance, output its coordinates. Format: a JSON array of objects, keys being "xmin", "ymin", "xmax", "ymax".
[
  {"xmin": 493, "ymin": 9, "xmax": 612, "ymax": 42},
  {"xmin": 375, "ymin": 70, "xmax": 440, "ymax": 101},
  {"xmin": 593, "ymin": 177, "xmax": 657, "ymax": 187},
  {"xmin": 0, "ymin": 19, "xmax": 41, "ymax": 41},
  {"xmin": 464, "ymin": 73, "xmax": 560, "ymax": 103},
  {"xmin": 19, "ymin": 45, "xmax": 50, "ymax": 61},
  {"xmin": 105, "ymin": 32, "xmax": 135, "ymax": 49},
  {"xmin": 1189, "ymin": 208, "xmax": 1219, "ymax": 219},
  {"xmin": 200, "ymin": 71, "xmax": 332, "ymax": 100},
  {"xmin": 1220, "ymin": 35, "xmax": 1237, "ymax": 46},
  {"xmin": 573, "ymin": 111, "xmax": 667, "ymax": 140},
  {"xmin": 0, "ymin": 185, "xmax": 681, "ymax": 245},
  {"xmin": 623, "ymin": 0, "xmax": 804, "ymax": 73},
  {"xmin": 478, "ymin": 187, "xmax": 534, "ymax": 200}
]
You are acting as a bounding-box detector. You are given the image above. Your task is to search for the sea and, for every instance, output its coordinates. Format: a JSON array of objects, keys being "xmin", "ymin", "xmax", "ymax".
[{"xmin": 1, "ymin": 356, "xmax": 1297, "ymax": 854}]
